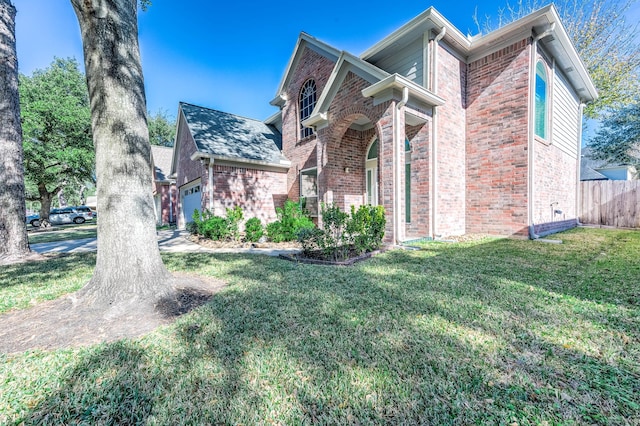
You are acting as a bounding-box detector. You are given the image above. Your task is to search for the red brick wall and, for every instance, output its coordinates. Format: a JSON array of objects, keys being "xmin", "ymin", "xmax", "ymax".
[
  {"xmin": 317, "ymin": 71, "xmax": 394, "ymax": 241},
  {"xmin": 533, "ymin": 141, "xmax": 578, "ymax": 225},
  {"xmin": 157, "ymin": 183, "xmax": 177, "ymax": 224},
  {"xmin": 436, "ymin": 43, "xmax": 467, "ymax": 236},
  {"xmin": 176, "ymin": 112, "xmax": 206, "ymax": 188},
  {"xmin": 466, "ymin": 39, "xmax": 531, "ymax": 237},
  {"xmin": 406, "ymin": 122, "xmax": 431, "ymax": 238},
  {"xmin": 281, "ymin": 46, "xmax": 336, "ymax": 201},
  {"xmin": 209, "ymin": 164, "xmax": 287, "ymax": 224},
  {"xmin": 176, "ymin": 111, "xmax": 206, "ymax": 226}
]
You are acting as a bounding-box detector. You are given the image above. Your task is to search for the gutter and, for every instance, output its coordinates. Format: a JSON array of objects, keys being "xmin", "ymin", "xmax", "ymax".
[{"xmin": 190, "ymin": 152, "xmax": 292, "ymax": 170}]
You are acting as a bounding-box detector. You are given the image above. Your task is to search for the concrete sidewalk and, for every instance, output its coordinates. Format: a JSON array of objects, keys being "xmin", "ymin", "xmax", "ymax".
[{"xmin": 31, "ymin": 229, "xmax": 299, "ymax": 257}]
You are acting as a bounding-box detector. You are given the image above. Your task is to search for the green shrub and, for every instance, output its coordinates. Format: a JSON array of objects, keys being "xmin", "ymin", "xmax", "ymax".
[
  {"xmin": 319, "ymin": 203, "xmax": 350, "ymax": 261},
  {"xmin": 245, "ymin": 217, "xmax": 264, "ymax": 242},
  {"xmin": 226, "ymin": 206, "xmax": 244, "ymax": 242},
  {"xmin": 296, "ymin": 204, "xmax": 386, "ymax": 260},
  {"xmin": 185, "ymin": 221, "xmax": 199, "ymax": 235},
  {"xmin": 267, "ymin": 200, "xmax": 315, "ymax": 242},
  {"xmin": 201, "ymin": 216, "xmax": 230, "ymax": 241}
]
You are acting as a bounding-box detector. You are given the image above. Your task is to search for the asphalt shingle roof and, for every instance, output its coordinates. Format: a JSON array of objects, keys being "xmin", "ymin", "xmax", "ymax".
[
  {"xmin": 180, "ymin": 102, "xmax": 288, "ymax": 166},
  {"xmin": 151, "ymin": 145, "xmax": 174, "ymax": 182}
]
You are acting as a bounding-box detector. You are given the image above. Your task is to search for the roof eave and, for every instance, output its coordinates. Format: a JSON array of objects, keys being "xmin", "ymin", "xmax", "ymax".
[
  {"xmin": 361, "ymin": 74, "xmax": 446, "ymax": 107},
  {"xmin": 191, "ymin": 152, "xmax": 291, "ymax": 171},
  {"xmin": 361, "ymin": 7, "xmax": 471, "ymax": 62}
]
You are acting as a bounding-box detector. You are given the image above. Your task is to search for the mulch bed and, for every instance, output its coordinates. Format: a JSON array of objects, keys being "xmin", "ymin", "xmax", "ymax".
[
  {"xmin": 279, "ymin": 248, "xmax": 384, "ymax": 266},
  {"xmin": 186, "ymin": 235, "xmax": 301, "ymax": 250}
]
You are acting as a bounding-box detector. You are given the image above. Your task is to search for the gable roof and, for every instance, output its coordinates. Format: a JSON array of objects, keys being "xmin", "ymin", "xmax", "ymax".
[
  {"xmin": 150, "ymin": 145, "xmax": 174, "ymax": 182},
  {"xmin": 270, "ymin": 32, "xmax": 341, "ymax": 107},
  {"xmin": 178, "ymin": 102, "xmax": 290, "ymax": 169},
  {"xmin": 361, "ymin": 5, "xmax": 597, "ymax": 103}
]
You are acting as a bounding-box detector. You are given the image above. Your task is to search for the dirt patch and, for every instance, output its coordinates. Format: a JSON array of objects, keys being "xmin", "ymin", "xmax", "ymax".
[{"xmin": 0, "ymin": 273, "xmax": 227, "ymax": 355}]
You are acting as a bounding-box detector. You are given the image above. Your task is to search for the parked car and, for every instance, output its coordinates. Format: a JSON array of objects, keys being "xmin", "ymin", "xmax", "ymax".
[
  {"xmin": 50, "ymin": 206, "xmax": 95, "ymax": 225},
  {"xmin": 26, "ymin": 206, "xmax": 95, "ymax": 227},
  {"xmin": 26, "ymin": 213, "xmax": 40, "ymax": 227}
]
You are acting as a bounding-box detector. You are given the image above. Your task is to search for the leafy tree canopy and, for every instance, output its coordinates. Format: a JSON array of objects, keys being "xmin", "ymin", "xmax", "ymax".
[
  {"xmin": 587, "ymin": 99, "xmax": 640, "ymax": 171},
  {"xmin": 19, "ymin": 57, "xmax": 94, "ymax": 218},
  {"xmin": 147, "ymin": 108, "xmax": 175, "ymax": 147},
  {"xmin": 475, "ymin": 0, "xmax": 640, "ymax": 119}
]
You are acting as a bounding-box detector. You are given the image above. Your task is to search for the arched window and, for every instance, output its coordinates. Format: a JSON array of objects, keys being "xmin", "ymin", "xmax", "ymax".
[
  {"xmin": 299, "ymin": 79, "xmax": 316, "ymax": 139},
  {"xmin": 534, "ymin": 61, "xmax": 548, "ymax": 140}
]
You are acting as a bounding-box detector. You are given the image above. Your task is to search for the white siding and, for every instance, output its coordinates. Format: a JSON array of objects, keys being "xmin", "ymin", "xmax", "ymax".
[
  {"xmin": 552, "ymin": 70, "xmax": 580, "ymax": 158},
  {"xmin": 373, "ymin": 37, "xmax": 423, "ymax": 86}
]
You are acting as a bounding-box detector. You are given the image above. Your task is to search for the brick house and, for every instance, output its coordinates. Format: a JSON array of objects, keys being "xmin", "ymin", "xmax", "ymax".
[
  {"xmin": 171, "ymin": 102, "xmax": 290, "ymax": 228},
  {"xmin": 172, "ymin": 5, "xmax": 597, "ymax": 241},
  {"xmin": 151, "ymin": 145, "xmax": 177, "ymax": 225}
]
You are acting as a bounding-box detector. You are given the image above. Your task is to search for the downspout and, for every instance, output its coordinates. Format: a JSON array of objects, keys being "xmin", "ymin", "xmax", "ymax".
[
  {"xmin": 575, "ymin": 103, "xmax": 585, "ymax": 225},
  {"xmin": 208, "ymin": 159, "xmax": 214, "ymax": 211},
  {"xmin": 169, "ymin": 182, "xmax": 174, "ymax": 224},
  {"xmin": 528, "ymin": 23, "xmax": 555, "ymax": 239},
  {"xmin": 430, "ymin": 27, "xmax": 445, "ymax": 239},
  {"xmin": 394, "ymin": 87, "xmax": 409, "ymax": 244}
]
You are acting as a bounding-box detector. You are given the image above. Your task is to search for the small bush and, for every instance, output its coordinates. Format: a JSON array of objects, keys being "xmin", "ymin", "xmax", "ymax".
[
  {"xmin": 267, "ymin": 200, "xmax": 315, "ymax": 242},
  {"xmin": 297, "ymin": 204, "xmax": 386, "ymax": 261},
  {"xmin": 202, "ymin": 216, "xmax": 230, "ymax": 241},
  {"xmin": 245, "ymin": 217, "xmax": 264, "ymax": 242},
  {"xmin": 226, "ymin": 206, "xmax": 244, "ymax": 242}
]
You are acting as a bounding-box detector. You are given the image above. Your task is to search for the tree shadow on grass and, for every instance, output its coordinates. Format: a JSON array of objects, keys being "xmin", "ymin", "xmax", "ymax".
[{"xmin": 18, "ymin": 246, "xmax": 640, "ymax": 424}]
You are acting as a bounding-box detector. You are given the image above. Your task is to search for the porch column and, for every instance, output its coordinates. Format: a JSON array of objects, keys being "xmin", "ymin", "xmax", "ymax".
[{"xmin": 379, "ymin": 103, "xmax": 398, "ymax": 244}]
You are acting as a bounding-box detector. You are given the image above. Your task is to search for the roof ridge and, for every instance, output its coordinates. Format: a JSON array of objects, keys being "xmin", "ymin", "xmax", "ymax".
[{"xmin": 179, "ymin": 101, "xmax": 266, "ymax": 124}]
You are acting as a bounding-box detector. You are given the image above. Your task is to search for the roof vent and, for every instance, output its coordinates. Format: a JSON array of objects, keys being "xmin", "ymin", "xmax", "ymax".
[{"xmin": 565, "ymin": 67, "xmax": 574, "ymax": 73}]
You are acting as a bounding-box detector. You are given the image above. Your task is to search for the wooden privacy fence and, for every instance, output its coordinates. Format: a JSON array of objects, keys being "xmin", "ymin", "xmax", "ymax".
[{"xmin": 579, "ymin": 181, "xmax": 640, "ymax": 228}]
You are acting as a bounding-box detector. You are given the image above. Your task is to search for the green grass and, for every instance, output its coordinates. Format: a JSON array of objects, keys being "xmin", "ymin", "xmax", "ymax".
[
  {"xmin": 1, "ymin": 227, "xmax": 639, "ymax": 425},
  {"xmin": 28, "ymin": 225, "xmax": 97, "ymax": 245}
]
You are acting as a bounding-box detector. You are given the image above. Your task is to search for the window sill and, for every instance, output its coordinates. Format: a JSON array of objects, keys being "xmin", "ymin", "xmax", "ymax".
[{"xmin": 534, "ymin": 135, "xmax": 551, "ymax": 146}]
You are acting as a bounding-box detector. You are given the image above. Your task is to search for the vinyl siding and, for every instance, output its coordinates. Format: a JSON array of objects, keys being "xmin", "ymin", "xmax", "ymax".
[
  {"xmin": 552, "ymin": 69, "xmax": 580, "ymax": 158},
  {"xmin": 372, "ymin": 37, "xmax": 423, "ymax": 86}
]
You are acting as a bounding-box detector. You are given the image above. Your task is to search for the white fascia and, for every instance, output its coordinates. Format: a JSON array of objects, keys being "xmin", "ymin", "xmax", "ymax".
[{"xmin": 361, "ymin": 74, "xmax": 446, "ymax": 107}]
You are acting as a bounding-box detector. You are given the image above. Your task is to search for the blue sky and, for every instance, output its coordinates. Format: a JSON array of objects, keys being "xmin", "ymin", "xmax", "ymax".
[
  {"xmin": 13, "ymin": 0, "xmax": 515, "ymax": 120},
  {"xmin": 13, "ymin": 1, "xmax": 640, "ymax": 124}
]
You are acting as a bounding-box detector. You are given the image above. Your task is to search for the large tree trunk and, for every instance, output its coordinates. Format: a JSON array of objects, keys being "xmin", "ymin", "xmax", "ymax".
[
  {"xmin": 37, "ymin": 184, "xmax": 57, "ymax": 227},
  {"xmin": 0, "ymin": 0, "xmax": 30, "ymax": 261},
  {"xmin": 71, "ymin": 0, "xmax": 173, "ymax": 313}
]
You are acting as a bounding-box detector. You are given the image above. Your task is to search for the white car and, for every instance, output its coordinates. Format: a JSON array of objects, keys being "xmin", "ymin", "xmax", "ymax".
[{"xmin": 27, "ymin": 206, "xmax": 95, "ymax": 227}]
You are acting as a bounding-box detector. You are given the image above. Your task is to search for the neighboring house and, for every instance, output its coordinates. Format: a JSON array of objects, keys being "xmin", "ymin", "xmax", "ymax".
[
  {"xmin": 151, "ymin": 145, "xmax": 177, "ymax": 225},
  {"xmin": 173, "ymin": 5, "xmax": 597, "ymax": 241},
  {"xmin": 580, "ymin": 147, "xmax": 637, "ymax": 181},
  {"xmin": 171, "ymin": 102, "xmax": 290, "ymax": 228}
]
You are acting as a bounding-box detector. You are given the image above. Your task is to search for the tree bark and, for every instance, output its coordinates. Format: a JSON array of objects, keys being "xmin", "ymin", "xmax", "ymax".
[
  {"xmin": 37, "ymin": 183, "xmax": 57, "ymax": 227},
  {"xmin": 71, "ymin": 0, "xmax": 173, "ymax": 311},
  {"xmin": 0, "ymin": 0, "xmax": 30, "ymax": 260}
]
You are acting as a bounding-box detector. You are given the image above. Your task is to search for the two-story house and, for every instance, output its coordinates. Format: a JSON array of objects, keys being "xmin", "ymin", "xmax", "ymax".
[{"xmin": 172, "ymin": 5, "xmax": 597, "ymax": 241}]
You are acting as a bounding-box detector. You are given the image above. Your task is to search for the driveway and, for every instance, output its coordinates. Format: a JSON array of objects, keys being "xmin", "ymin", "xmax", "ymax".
[{"xmin": 31, "ymin": 230, "xmax": 299, "ymax": 257}]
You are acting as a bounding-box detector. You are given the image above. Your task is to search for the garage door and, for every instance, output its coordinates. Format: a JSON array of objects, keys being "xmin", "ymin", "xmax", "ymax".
[{"xmin": 180, "ymin": 180, "xmax": 202, "ymax": 226}]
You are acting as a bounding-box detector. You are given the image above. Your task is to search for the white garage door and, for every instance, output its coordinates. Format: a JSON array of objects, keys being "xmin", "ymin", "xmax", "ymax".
[{"xmin": 180, "ymin": 180, "xmax": 202, "ymax": 227}]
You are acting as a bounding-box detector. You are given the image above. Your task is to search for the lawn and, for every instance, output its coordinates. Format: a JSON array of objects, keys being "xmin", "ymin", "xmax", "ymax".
[
  {"xmin": 1, "ymin": 227, "xmax": 638, "ymax": 425},
  {"xmin": 28, "ymin": 224, "xmax": 97, "ymax": 245}
]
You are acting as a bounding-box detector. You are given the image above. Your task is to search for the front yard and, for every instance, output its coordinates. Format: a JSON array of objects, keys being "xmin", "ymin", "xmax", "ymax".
[{"xmin": 1, "ymin": 227, "xmax": 638, "ymax": 424}]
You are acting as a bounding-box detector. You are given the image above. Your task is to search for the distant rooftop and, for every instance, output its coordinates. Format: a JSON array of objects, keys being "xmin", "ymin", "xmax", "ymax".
[{"xmin": 151, "ymin": 145, "xmax": 174, "ymax": 182}]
